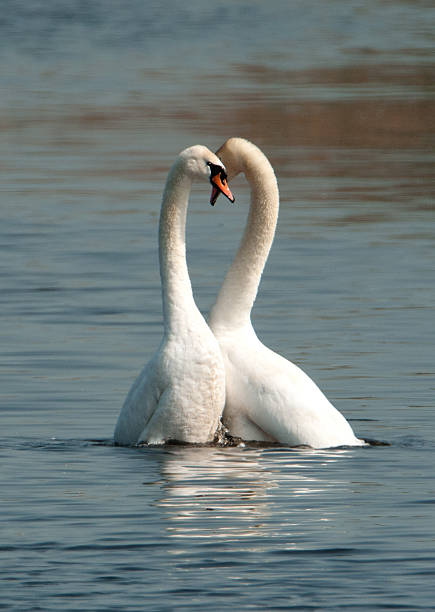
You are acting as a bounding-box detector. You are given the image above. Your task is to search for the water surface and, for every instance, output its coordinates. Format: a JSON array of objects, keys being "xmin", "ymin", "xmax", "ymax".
[{"xmin": 1, "ymin": 1, "xmax": 435, "ymax": 609}]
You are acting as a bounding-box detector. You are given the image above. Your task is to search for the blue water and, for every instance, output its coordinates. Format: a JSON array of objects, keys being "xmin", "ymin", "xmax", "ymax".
[{"xmin": 1, "ymin": 1, "xmax": 435, "ymax": 610}]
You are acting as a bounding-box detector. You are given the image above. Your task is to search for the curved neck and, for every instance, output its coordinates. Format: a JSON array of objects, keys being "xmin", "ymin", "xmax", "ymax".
[
  {"xmin": 159, "ymin": 160, "xmax": 198, "ymax": 331},
  {"xmin": 210, "ymin": 142, "xmax": 279, "ymax": 331}
]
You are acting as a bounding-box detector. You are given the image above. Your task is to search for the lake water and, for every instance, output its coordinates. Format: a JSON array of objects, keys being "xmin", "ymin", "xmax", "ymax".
[{"xmin": 1, "ymin": 1, "xmax": 435, "ymax": 609}]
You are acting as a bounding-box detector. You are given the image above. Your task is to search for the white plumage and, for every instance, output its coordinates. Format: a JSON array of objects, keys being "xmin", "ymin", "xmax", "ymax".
[
  {"xmin": 210, "ymin": 138, "xmax": 365, "ymax": 448},
  {"xmin": 114, "ymin": 145, "xmax": 232, "ymax": 445}
]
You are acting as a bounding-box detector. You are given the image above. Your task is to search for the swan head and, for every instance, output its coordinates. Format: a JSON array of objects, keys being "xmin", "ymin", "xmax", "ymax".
[
  {"xmin": 214, "ymin": 137, "xmax": 250, "ymax": 181},
  {"xmin": 178, "ymin": 145, "xmax": 235, "ymax": 206},
  {"xmin": 214, "ymin": 137, "xmax": 277, "ymax": 203}
]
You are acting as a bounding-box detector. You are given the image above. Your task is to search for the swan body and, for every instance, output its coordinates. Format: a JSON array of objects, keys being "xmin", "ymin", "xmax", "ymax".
[
  {"xmin": 114, "ymin": 145, "xmax": 234, "ymax": 446},
  {"xmin": 209, "ymin": 138, "xmax": 365, "ymax": 448}
]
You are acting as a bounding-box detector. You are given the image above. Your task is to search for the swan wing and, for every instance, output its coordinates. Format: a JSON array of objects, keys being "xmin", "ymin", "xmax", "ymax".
[
  {"xmin": 224, "ymin": 337, "xmax": 363, "ymax": 448},
  {"xmin": 114, "ymin": 354, "xmax": 164, "ymax": 446}
]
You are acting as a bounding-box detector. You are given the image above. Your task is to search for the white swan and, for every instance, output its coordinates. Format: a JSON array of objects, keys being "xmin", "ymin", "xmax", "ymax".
[
  {"xmin": 114, "ymin": 145, "xmax": 235, "ymax": 446},
  {"xmin": 209, "ymin": 138, "xmax": 365, "ymax": 448}
]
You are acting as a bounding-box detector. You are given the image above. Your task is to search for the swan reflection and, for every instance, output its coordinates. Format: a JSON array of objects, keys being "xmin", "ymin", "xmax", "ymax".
[
  {"xmin": 152, "ymin": 445, "xmax": 353, "ymax": 541},
  {"xmin": 155, "ymin": 445, "xmax": 268, "ymax": 539}
]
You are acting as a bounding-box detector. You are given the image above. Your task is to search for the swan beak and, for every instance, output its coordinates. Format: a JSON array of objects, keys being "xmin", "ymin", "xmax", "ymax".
[{"xmin": 210, "ymin": 173, "xmax": 235, "ymax": 206}]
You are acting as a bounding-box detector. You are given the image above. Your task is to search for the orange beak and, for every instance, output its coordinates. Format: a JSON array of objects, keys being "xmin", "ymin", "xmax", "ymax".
[{"xmin": 210, "ymin": 172, "xmax": 235, "ymax": 206}]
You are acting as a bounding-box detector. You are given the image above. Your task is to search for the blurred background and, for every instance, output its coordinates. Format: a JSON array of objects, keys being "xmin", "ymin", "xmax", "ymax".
[{"xmin": 1, "ymin": 0, "xmax": 434, "ymax": 440}]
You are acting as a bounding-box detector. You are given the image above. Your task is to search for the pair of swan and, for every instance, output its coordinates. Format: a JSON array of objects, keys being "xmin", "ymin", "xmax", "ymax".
[{"xmin": 114, "ymin": 138, "xmax": 364, "ymax": 448}]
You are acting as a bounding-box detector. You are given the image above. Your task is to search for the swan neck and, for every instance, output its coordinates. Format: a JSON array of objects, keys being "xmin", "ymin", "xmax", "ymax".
[
  {"xmin": 159, "ymin": 161, "xmax": 197, "ymax": 331},
  {"xmin": 210, "ymin": 144, "xmax": 279, "ymax": 331}
]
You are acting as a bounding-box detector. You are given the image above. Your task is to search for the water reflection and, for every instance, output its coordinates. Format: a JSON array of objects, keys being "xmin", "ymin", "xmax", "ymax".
[
  {"xmin": 153, "ymin": 445, "xmax": 355, "ymax": 543},
  {"xmin": 155, "ymin": 446, "xmax": 269, "ymax": 540}
]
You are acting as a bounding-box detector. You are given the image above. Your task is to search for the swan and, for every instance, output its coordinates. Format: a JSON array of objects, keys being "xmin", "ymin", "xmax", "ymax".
[
  {"xmin": 209, "ymin": 138, "xmax": 365, "ymax": 448},
  {"xmin": 114, "ymin": 145, "xmax": 235, "ymax": 446}
]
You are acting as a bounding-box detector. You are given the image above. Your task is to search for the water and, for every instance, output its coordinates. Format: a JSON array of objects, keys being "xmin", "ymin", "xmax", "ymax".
[{"xmin": 1, "ymin": 1, "xmax": 435, "ymax": 609}]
